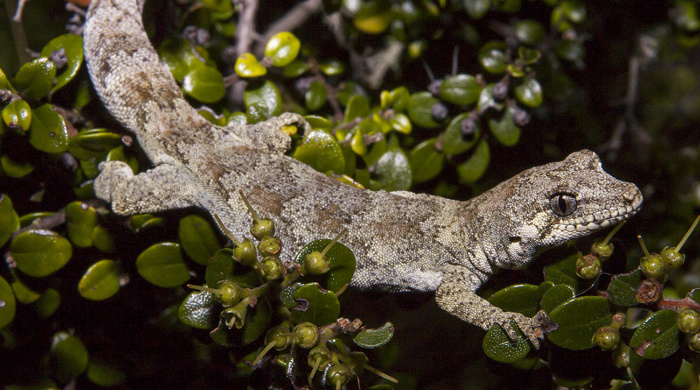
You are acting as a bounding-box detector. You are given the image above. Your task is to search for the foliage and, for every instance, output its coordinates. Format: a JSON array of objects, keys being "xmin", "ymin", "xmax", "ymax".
[{"xmin": 1, "ymin": 0, "xmax": 700, "ymax": 388}]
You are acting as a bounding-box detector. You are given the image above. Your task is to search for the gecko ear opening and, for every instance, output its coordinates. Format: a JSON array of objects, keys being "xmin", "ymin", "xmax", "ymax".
[{"xmin": 549, "ymin": 193, "xmax": 577, "ymax": 217}]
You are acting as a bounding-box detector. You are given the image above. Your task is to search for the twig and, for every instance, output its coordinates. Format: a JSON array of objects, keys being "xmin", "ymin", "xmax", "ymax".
[
  {"xmin": 235, "ymin": 0, "xmax": 259, "ymax": 57},
  {"xmin": 12, "ymin": 0, "xmax": 29, "ymax": 23},
  {"xmin": 5, "ymin": 0, "xmax": 30, "ymax": 64}
]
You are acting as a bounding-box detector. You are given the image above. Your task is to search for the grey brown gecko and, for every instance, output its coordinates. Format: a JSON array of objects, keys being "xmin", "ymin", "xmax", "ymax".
[{"xmin": 83, "ymin": 0, "xmax": 643, "ymax": 347}]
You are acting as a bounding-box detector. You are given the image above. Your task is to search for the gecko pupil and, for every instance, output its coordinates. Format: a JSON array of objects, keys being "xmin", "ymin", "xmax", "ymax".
[{"xmin": 550, "ymin": 193, "xmax": 577, "ymax": 217}]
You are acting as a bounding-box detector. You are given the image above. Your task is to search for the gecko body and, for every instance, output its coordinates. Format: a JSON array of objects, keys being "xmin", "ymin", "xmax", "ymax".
[{"xmin": 83, "ymin": 0, "xmax": 643, "ymax": 346}]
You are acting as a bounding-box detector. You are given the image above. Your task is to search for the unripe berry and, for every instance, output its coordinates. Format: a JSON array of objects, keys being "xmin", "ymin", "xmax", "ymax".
[
  {"xmin": 661, "ymin": 246, "xmax": 685, "ymax": 270},
  {"xmin": 640, "ymin": 254, "xmax": 667, "ymax": 280},
  {"xmin": 678, "ymin": 309, "xmax": 700, "ymax": 334},
  {"xmin": 258, "ymin": 236, "xmax": 281, "ymax": 256},
  {"xmin": 251, "ymin": 218, "xmax": 275, "ymax": 240},
  {"xmin": 326, "ymin": 363, "xmax": 352, "ymax": 388},
  {"xmin": 293, "ymin": 322, "xmax": 320, "ymax": 348},
  {"xmin": 233, "ymin": 239, "xmax": 257, "ymax": 266},
  {"xmin": 593, "ymin": 326, "xmax": 620, "ymax": 350},
  {"xmin": 304, "ymin": 251, "xmax": 331, "ymax": 275},
  {"xmin": 576, "ymin": 253, "xmax": 601, "ymax": 279},
  {"xmin": 260, "ymin": 256, "xmax": 284, "ymax": 280},
  {"xmin": 591, "ymin": 239, "xmax": 614, "ymax": 259}
]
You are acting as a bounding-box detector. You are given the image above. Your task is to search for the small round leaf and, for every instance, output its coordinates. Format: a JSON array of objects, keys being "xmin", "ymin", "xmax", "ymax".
[
  {"xmin": 86, "ymin": 361, "xmax": 126, "ymax": 387},
  {"xmin": 2, "ymin": 99, "xmax": 32, "ymax": 131},
  {"xmin": 353, "ymin": 1, "xmax": 393, "ymax": 34},
  {"xmin": 440, "ymin": 74, "xmax": 482, "ymax": 106},
  {"xmin": 28, "ymin": 104, "xmax": 69, "ymax": 153},
  {"xmin": 265, "ymin": 32, "xmax": 301, "ymax": 67},
  {"xmin": 135, "ymin": 242, "xmax": 190, "ymax": 288},
  {"xmin": 547, "ymin": 296, "xmax": 612, "ymax": 350},
  {"xmin": 607, "ymin": 269, "xmax": 643, "ymax": 307},
  {"xmin": 482, "ymin": 321, "xmax": 531, "ymax": 363},
  {"xmin": 291, "ymin": 283, "xmax": 340, "ymax": 326},
  {"xmin": 179, "ymin": 291, "xmax": 217, "ymax": 329},
  {"xmin": 407, "ymin": 92, "xmax": 441, "ymax": 128},
  {"xmin": 293, "ymin": 129, "xmax": 345, "ymax": 174},
  {"xmin": 374, "ymin": 147, "xmax": 412, "ymax": 191},
  {"xmin": 478, "ymin": 41, "xmax": 508, "ymax": 74},
  {"xmin": 305, "ymin": 80, "xmax": 328, "ymax": 111},
  {"xmin": 205, "ymin": 248, "xmax": 259, "ymax": 288},
  {"xmin": 442, "ymin": 113, "xmax": 480, "ymax": 155},
  {"xmin": 0, "ymin": 194, "xmax": 20, "ymax": 247},
  {"xmin": 244, "ymin": 80, "xmax": 282, "ymax": 120},
  {"xmin": 10, "ymin": 230, "xmax": 72, "ymax": 277},
  {"xmin": 409, "ymin": 138, "xmax": 444, "ymax": 183},
  {"xmin": 353, "ymin": 322, "xmax": 394, "ymax": 349},
  {"xmin": 488, "ymin": 107, "xmax": 521, "ymax": 146},
  {"xmin": 294, "ymin": 239, "xmax": 356, "ymax": 293},
  {"xmin": 235, "ymin": 53, "xmax": 267, "ymax": 78},
  {"xmin": 13, "ymin": 57, "xmax": 56, "ymax": 100},
  {"xmin": 515, "ymin": 78, "xmax": 543, "ymax": 107},
  {"xmin": 0, "ymin": 275, "xmax": 16, "ymax": 328},
  {"xmin": 40, "ymin": 34, "xmax": 84, "ymax": 93},
  {"xmin": 464, "ymin": 0, "xmax": 491, "ymax": 19},
  {"xmin": 182, "ymin": 66, "xmax": 225, "ymax": 103},
  {"xmin": 78, "ymin": 260, "xmax": 121, "ymax": 301},
  {"xmin": 65, "ymin": 201, "xmax": 98, "ymax": 248},
  {"xmin": 179, "ymin": 214, "xmax": 221, "ymax": 265},
  {"xmin": 34, "ymin": 288, "xmax": 61, "ymax": 318},
  {"xmin": 50, "ymin": 331, "xmax": 89, "ymax": 381},
  {"xmin": 630, "ymin": 310, "xmax": 680, "ymax": 360},
  {"xmin": 457, "ymin": 139, "xmax": 490, "ymax": 183}
]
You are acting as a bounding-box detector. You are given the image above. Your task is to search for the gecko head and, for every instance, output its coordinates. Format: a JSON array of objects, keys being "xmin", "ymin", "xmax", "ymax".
[{"xmin": 481, "ymin": 149, "xmax": 643, "ymax": 269}]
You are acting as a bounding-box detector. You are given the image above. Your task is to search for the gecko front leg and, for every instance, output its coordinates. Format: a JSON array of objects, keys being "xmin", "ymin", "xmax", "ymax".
[{"xmin": 435, "ymin": 266, "xmax": 552, "ymax": 348}]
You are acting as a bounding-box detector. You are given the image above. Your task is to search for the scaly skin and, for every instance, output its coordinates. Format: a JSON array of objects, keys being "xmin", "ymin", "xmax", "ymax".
[{"xmin": 83, "ymin": 0, "xmax": 643, "ymax": 347}]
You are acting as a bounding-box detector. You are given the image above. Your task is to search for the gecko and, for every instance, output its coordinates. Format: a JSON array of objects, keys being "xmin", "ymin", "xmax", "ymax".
[{"xmin": 83, "ymin": 0, "xmax": 643, "ymax": 348}]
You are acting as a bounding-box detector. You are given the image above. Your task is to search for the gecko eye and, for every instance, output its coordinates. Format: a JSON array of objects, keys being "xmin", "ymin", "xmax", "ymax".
[{"xmin": 549, "ymin": 193, "xmax": 577, "ymax": 217}]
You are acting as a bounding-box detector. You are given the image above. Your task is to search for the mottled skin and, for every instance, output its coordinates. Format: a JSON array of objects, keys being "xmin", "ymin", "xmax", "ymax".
[{"xmin": 84, "ymin": 0, "xmax": 643, "ymax": 347}]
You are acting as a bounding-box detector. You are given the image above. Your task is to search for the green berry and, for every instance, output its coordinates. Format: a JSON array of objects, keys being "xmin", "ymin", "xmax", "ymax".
[
  {"xmin": 593, "ymin": 326, "xmax": 620, "ymax": 350},
  {"xmin": 293, "ymin": 322, "xmax": 319, "ymax": 348},
  {"xmin": 591, "ymin": 239, "xmax": 614, "ymax": 259},
  {"xmin": 308, "ymin": 345, "xmax": 331, "ymax": 367},
  {"xmin": 233, "ymin": 239, "xmax": 257, "ymax": 266},
  {"xmin": 218, "ymin": 281, "xmax": 242, "ymax": 307},
  {"xmin": 251, "ymin": 218, "xmax": 275, "ymax": 240},
  {"xmin": 689, "ymin": 332, "xmax": 700, "ymax": 353},
  {"xmin": 258, "ymin": 236, "xmax": 281, "ymax": 256},
  {"xmin": 265, "ymin": 325, "xmax": 291, "ymax": 350},
  {"xmin": 678, "ymin": 309, "xmax": 700, "ymax": 334},
  {"xmin": 304, "ymin": 251, "xmax": 331, "ymax": 275},
  {"xmin": 576, "ymin": 253, "xmax": 601, "ymax": 279},
  {"xmin": 260, "ymin": 256, "xmax": 284, "ymax": 280},
  {"xmin": 326, "ymin": 363, "xmax": 352, "ymax": 388},
  {"xmin": 661, "ymin": 246, "xmax": 685, "ymax": 270},
  {"xmin": 640, "ymin": 254, "xmax": 667, "ymax": 280}
]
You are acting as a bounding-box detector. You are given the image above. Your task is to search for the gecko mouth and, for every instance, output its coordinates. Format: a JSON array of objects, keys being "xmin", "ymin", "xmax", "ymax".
[{"xmin": 555, "ymin": 190, "xmax": 643, "ymax": 233}]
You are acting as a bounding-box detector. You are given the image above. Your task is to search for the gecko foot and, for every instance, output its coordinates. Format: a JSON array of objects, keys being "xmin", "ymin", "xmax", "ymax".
[
  {"xmin": 94, "ymin": 161, "xmax": 134, "ymax": 203},
  {"xmin": 499, "ymin": 310, "xmax": 557, "ymax": 349}
]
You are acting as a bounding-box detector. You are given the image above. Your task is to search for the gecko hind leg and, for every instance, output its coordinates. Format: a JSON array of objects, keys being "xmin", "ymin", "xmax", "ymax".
[{"xmin": 221, "ymin": 112, "xmax": 311, "ymax": 154}]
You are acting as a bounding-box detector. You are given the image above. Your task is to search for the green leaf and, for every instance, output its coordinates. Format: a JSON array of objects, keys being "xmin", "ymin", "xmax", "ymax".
[
  {"xmin": 488, "ymin": 106, "xmax": 521, "ymax": 146},
  {"xmin": 129, "ymin": 214, "xmax": 165, "ymax": 232},
  {"xmin": 206, "ymin": 249, "xmax": 259, "ymax": 289},
  {"xmin": 381, "ymin": 86, "xmax": 410, "ymax": 111},
  {"xmin": 158, "ymin": 38, "xmax": 209, "ymax": 82},
  {"xmin": 294, "ymin": 239, "xmax": 356, "ymax": 293},
  {"xmin": 0, "ymin": 194, "xmax": 20, "ymax": 247},
  {"xmin": 69, "ymin": 129, "xmax": 123, "ymax": 159},
  {"xmin": 1, "ymin": 155, "xmax": 34, "ymax": 178},
  {"xmin": 34, "ymin": 288, "xmax": 60, "ymax": 319},
  {"xmin": 265, "ymin": 32, "xmax": 301, "ymax": 67},
  {"xmin": 457, "ymin": 139, "xmax": 490, "ymax": 183},
  {"xmin": 2, "ymin": 99, "xmax": 32, "ymax": 131},
  {"xmin": 244, "ymin": 80, "xmax": 282, "ymax": 121},
  {"xmin": 547, "ymin": 296, "xmax": 612, "ymax": 350},
  {"xmin": 630, "ymin": 310, "xmax": 680, "ymax": 360},
  {"xmin": 345, "ymin": 94, "xmax": 370, "ymax": 122},
  {"xmin": 478, "ymin": 41, "xmax": 508, "ymax": 74},
  {"xmin": 319, "ymin": 59, "xmax": 345, "ymax": 76},
  {"xmin": 291, "ymin": 283, "xmax": 340, "ymax": 326},
  {"xmin": 91, "ymin": 226, "xmax": 115, "ymax": 254},
  {"xmin": 464, "ymin": 0, "xmax": 491, "ymax": 19},
  {"xmin": 442, "ymin": 113, "xmax": 480, "ymax": 155},
  {"xmin": 201, "ymin": 0, "xmax": 234, "ymax": 19},
  {"xmin": 482, "ymin": 321, "xmax": 531, "ymax": 363},
  {"xmin": 182, "ymin": 66, "xmax": 225, "ymax": 103},
  {"xmin": 0, "ymin": 275, "xmax": 16, "ymax": 328},
  {"xmin": 86, "ymin": 361, "xmax": 126, "ymax": 387},
  {"xmin": 11, "ymin": 276, "xmax": 41, "ymax": 304},
  {"xmin": 477, "ymin": 85, "xmax": 502, "ymax": 113},
  {"xmin": 513, "ymin": 20, "xmax": 546, "ymax": 45},
  {"xmin": 409, "ymin": 138, "xmax": 444, "ymax": 183},
  {"xmin": 292, "ymin": 129, "xmax": 345, "ymax": 174},
  {"xmin": 374, "ymin": 147, "xmax": 412, "ymax": 191},
  {"xmin": 0, "ymin": 67, "xmax": 15, "ymax": 91},
  {"xmin": 50, "ymin": 331, "xmax": 89, "ymax": 381},
  {"xmin": 10, "ymin": 230, "xmax": 72, "ymax": 277},
  {"xmin": 65, "ymin": 201, "xmax": 98, "ymax": 248},
  {"xmin": 539, "ymin": 284, "xmax": 575, "ymax": 313},
  {"xmin": 210, "ymin": 300, "xmax": 272, "ymax": 346},
  {"xmin": 179, "ymin": 214, "xmax": 221, "ymax": 265},
  {"xmin": 407, "ymin": 92, "xmax": 441, "ymax": 128},
  {"xmin": 353, "ymin": 0, "xmax": 394, "ymax": 34},
  {"xmin": 135, "ymin": 242, "xmax": 190, "ymax": 288},
  {"xmin": 13, "ymin": 57, "xmax": 56, "ymax": 100},
  {"xmin": 543, "ymin": 253, "xmax": 579, "ymax": 288},
  {"xmin": 304, "ymin": 115, "xmax": 333, "ymax": 130},
  {"xmin": 28, "ymin": 104, "xmax": 69, "ymax": 154},
  {"xmin": 40, "ymin": 34, "xmax": 84, "ymax": 93},
  {"xmin": 488, "ymin": 284, "xmax": 540, "ymax": 317},
  {"xmin": 353, "ymin": 322, "xmax": 394, "ymax": 348},
  {"xmin": 305, "ymin": 80, "xmax": 328, "ymax": 111},
  {"xmin": 179, "ymin": 291, "xmax": 217, "ymax": 329},
  {"xmin": 78, "ymin": 260, "xmax": 121, "ymax": 301},
  {"xmin": 515, "ymin": 78, "xmax": 543, "ymax": 107},
  {"xmin": 440, "ymin": 74, "xmax": 482, "ymax": 106},
  {"xmin": 607, "ymin": 269, "xmax": 643, "ymax": 306},
  {"xmin": 282, "ymin": 59, "xmax": 310, "ymax": 78},
  {"xmin": 235, "ymin": 53, "xmax": 268, "ymax": 78}
]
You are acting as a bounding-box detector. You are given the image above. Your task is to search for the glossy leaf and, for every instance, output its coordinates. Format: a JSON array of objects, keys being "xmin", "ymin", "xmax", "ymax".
[
  {"xmin": 69, "ymin": 129, "xmax": 123, "ymax": 159},
  {"xmin": 630, "ymin": 310, "xmax": 679, "ymax": 359},
  {"xmin": 354, "ymin": 1, "xmax": 393, "ymax": 34},
  {"xmin": 34, "ymin": 288, "xmax": 61, "ymax": 318},
  {"xmin": 265, "ymin": 32, "xmax": 301, "ymax": 67},
  {"xmin": 158, "ymin": 38, "xmax": 210, "ymax": 82},
  {"xmin": 547, "ymin": 296, "xmax": 612, "ymax": 350},
  {"xmin": 182, "ymin": 66, "xmax": 225, "ymax": 103},
  {"xmin": 210, "ymin": 300, "xmax": 272, "ymax": 346},
  {"xmin": 205, "ymin": 249, "xmax": 259, "ymax": 289},
  {"xmin": 2, "ymin": 99, "xmax": 32, "ymax": 131},
  {"xmin": 28, "ymin": 104, "xmax": 69, "ymax": 153},
  {"xmin": 244, "ymin": 80, "xmax": 282, "ymax": 121},
  {"xmin": 345, "ymin": 94, "xmax": 370, "ymax": 122},
  {"xmin": 1, "ymin": 156, "xmax": 34, "ymax": 178},
  {"xmin": 235, "ymin": 53, "xmax": 267, "ymax": 78},
  {"xmin": 0, "ymin": 276, "xmax": 16, "ymax": 328},
  {"xmin": 179, "ymin": 291, "xmax": 217, "ymax": 329},
  {"xmin": 294, "ymin": 239, "xmax": 356, "ymax": 293},
  {"xmin": 607, "ymin": 269, "xmax": 643, "ymax": 306},
  {"xmin": 514, "ymin": 20, "xmax": 546, "ymax": 45},
  {"xmin": 539, "ymin": 284, "xmax": 575, "ymax": 313},
  {"xmin": 14, "ymin": 57, "xmax": 56, "ymax": 100},
  {"xmin": 515, "ymin": 78, "xmax": 543, "ymax": 107},
  {"xmin": 457, "ymin": 139, "xmax": 490, "ymax": 183},
  {"xmin": 130, "ymin": 214, "xmax": 165, "ymax": 232},
  {"xmin": 304, "ymin": 115, "xmax": 333, "ymax": 130},
  {"xmin": 488, "ymin": 284, "xmax": 540, "ymax": 317},
  {"xmin": 291, "ymin": 283, "xmax": 340, "ymax": 326},
  {"xmin": 407, "ymin": 92, "xmax": 441, "ymax": 128},
  {"xmin": 305, "ymin": 80, "xmax": 327, "ymax": 111},
  {"xmin": 477, "ymin": 85, "xmax": 502, "ymax": 113},
  {"xmin": 179, "ymin": 214, "xmax": 221, "ymax": 265},
  {"xmin": 543, "ymin": 253, "xmax": 579, "ymax": 288},
  {"xmin": 353, "ymin": 322, "xmax": 394, "ymax": 348},
  {"xmin": 0, "ymin": 67, "xmax": 14, "ymax": 91},
  {"xmin": 65, "ymin": 201, "xmax": 98, "ymax": 248},
  {"xmin": 409, "ymin": 138, "xmax": 444, "ymax": 183},
  {"xmin": 482, "ymin": 321, "xmax": 531, "ymax": 363},
  {"xmin": 374, "ymin": 147, "xmax": 412, "ymax": 191},
  {"xmin": 381, "ymin": 86, "xmax": 410, "ymax": 111},
  {"xmin": 440, "ymin": 74, "xmax": 482, "ymax": 106},
  {"xmin": 0, "ymin": 194, "xmax": 20, "ymax": 247},
  {"xmin": 464, "ymin": 0, "xmax": 491, "ymax": 19},
  {"xmin": 478, "ymin": 41, "xmax": 508, "ymax": 74},
  {"xmin": 442, "ymin": 113, "xmax": 480, "ymax": 155},
  {"xmin": 282, "ymin": 59, "xmax": 310, "ymax": 78},
  {"xmin": 10, "ymin": 230, "xmax": 72, "ymax": 277},
  {"xmin": 135, "ymin": 242, "xmax": 190, "ymax": 288},
  {"xmin": 40, "ymin": 34, "xmax": 84, "ymax": 93},
  {"xmin": 78, "ymin": 260, "xmax": 121, "ymax": 301},
  {"xmin": 319, "ymin": 59, "xmax": 345, "ymax": 76},
  {"xmin": 86, "ymin": 361, "xmax": 126, "ymax": 387},
  {"xmin": 11, "ymin": 276, "xmax": 41, "ymax": 304},
  {"xmin": 92, "ymin": 225, "xmax": 116, "ymax": 253},
  {"xmin": 50, "ymin": 331, "xmax": 89, "ymax": 381},
  {"xmin": 293, "ymin": 129, "xmax": 345, "ymax": 174},
  {"xmin": 488, "ymin": 107, "xmax": 521, "ymax": 146}
]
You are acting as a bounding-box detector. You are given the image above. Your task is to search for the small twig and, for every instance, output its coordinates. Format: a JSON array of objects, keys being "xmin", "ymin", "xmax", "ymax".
[
  {"xmin": 5, "ymin": 0, "xmax": 30, "ymax": 64},
  {"xmin": 235, "ymin": 0, "xmax": 259, "ymax": 57},
  {"xmin": 12, "ymin": 0, "xmax": 29, "ymax": 23}
]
